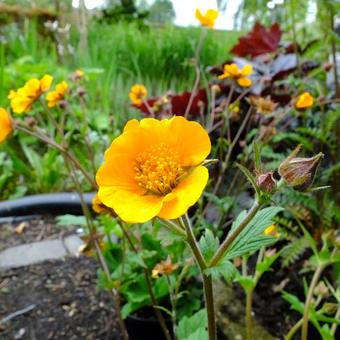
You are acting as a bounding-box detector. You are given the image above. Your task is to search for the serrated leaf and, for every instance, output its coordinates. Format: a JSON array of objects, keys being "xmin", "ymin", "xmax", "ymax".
[
  {"xmin": 204, "ymin": 259, "xmax": 237, "ymax": 282},
  {"xmin": 199, "ymin": 229, "xmax": 219, "ymax": 261},
  {"xmin": 224, "ymin": 207, "xmax": 283, "ymax": 260},
  {"xmin": 177, "ymin": 309, "xmax": 208, "ymax": 340}
]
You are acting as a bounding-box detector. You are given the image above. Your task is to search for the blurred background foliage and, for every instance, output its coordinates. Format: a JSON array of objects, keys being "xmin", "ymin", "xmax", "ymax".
[{"xmin": 0, "ymin": 0, "xmax": 339, "ymax": 199}]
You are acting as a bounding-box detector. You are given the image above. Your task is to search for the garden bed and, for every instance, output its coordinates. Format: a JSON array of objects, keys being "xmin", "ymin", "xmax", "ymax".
[{"xmin": 0, "ymin": 216, "xmax": 120, "ymax": 340}]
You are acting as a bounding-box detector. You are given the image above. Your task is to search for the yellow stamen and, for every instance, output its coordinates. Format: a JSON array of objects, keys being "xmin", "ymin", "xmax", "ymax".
[{"xmin": 134, "ymin": 142, "xmax": 186, "ymax": 195}]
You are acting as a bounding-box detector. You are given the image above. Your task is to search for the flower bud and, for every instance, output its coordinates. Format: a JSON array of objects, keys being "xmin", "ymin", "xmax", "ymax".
[
  {"xmin": 257, "ymin": 172, "xmax": 277, "ymax": 193},
  {"xmin": 77, "ymin": 86, "xmax": 86, "ymax": 97},
  {"xmin": 314, "ymin": 281, "xmax": 329, "ymax": 298},
  {"xmin": 278, "ymin": 146, "xmax": 324, "ymax": 191},
  {"xmin": 321, "ymin": 303, "xmax": 337, "ymax": 315}
]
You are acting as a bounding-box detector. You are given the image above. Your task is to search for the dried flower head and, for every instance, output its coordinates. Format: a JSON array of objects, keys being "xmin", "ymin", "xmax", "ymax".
[
  {"xmin": 278, "ymin": 145, "xmax": 324, "ymax": 190},
  {"xmin": 250, "ymin": 96, "xmax": 278, "ymax": 115},
  {"xmin": 152, "ymin": 257, "xmax": 178, "ymax": 278}
]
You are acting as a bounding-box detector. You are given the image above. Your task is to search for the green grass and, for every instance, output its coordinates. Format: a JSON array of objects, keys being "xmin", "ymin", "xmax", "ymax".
[{"xmin": 2, "ymin": 20, "xmax": 240, "ymax": 121}]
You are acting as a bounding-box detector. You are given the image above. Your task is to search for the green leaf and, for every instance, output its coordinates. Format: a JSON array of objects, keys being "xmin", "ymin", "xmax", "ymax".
[
  {"xmin": 236, "ymin": 163, "xmax": 261, "ymax": 197},
  {"xmin": 204, "ymin": 258, "xmax": 237, "ymax": 282},
  {"xmin": 224, "ymin": 207, "xmax": 283, "ymax": 260},
  {"xmin": 56, "ymin": 214, "xmax": 87, "ymax": 227},
  {"xmin": 177, "ymin": 309, "xmax": 208, "ymax": 340},
  {"xmin": 256, "ymin": 251, "xmax": 281, "ymax": 276},
  {"xmin": 199, "ymin": 229, "xmax": 219, "ymax": 261},
  {"xmin": 235, "ymin": 275, "xmax": 255, "ymax": 292},
  {"xmin": 253, "ymin": 141, "xmax": 262, "ymax": 172}
]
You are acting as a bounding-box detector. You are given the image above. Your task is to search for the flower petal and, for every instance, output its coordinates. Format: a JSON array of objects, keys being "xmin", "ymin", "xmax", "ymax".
[
  {"xmin": 158, "ymin": 166, "xmax": 208, "ymax": 219},
  {"xmin": 40, "ymin": 74, "xmax": 53, "ymax": 92},
  {"xmin": 241, "ymin": 64, "xmax": 253, "ymax": 76},
  {"xmin": 237, "ymin": 77, "xmax": 252, "ymax": 87},
  {"xmin": 98, "ymin": 187, "xmax": 164, "ymax": 223},
  {"xmin": 167, "ymin": 116, "xmax": 211, "ymax": 166}
]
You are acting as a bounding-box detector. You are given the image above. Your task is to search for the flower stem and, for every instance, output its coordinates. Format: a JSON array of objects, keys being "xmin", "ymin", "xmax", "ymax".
[
  {"xmin": 246, "ymin": 289, "xmax": 254, "ymax": 340},
  {"xmin": 209, "ymin": 200, "xmax": 261, "ymax": 267},
  {"xmin": 301, "ymin": 264, "xmax": 324, "ymax": 340},
  {"xmin": 120, "ymin": 223, "xmax": 172, "ymax": 340},
  {"xmin": 179, "ymin": 215, "xmax": 216, "ymax": 340},
  {"xmin": 202, "ymin": 274, "xmax": 216, "ymax": 340},
  {"xmin": 285, "ymin": 318, "xmax": 303, "ymax": 340}
]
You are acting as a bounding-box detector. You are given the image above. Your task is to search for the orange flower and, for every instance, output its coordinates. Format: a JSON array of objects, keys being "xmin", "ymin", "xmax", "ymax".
[
  {"xmin": 129, "ymin": 84, "xmax": 147, "ymax": 105},
  {"xmin": 9, "ymin": 75, "xmax": 53, "ymax": 114},
  {"xmin": 295, "ymin": 92, "xmax": 314, "ymax": 109},
  {"xmin": 195, "ymin": 8, "xmax": 219, "ymax": 29},
  {"xmin": 219, "ymin": 63, "xmax": 253, "ymax": 87},
  {"xmin": 46, "ymin": 81, "xmax": 68, "ymax": 108},
  {"xmin": 96, "ymin": 116, "xmax": 211, "ymax": 223},
  {"xmin": 0, "ymin": 108, "xmax": 13, "ymax": 143}
]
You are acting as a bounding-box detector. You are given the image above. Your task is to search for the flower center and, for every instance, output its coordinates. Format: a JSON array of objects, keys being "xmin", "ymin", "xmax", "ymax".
[{"xmin": 134, "ymin": 143, "xmax": 185, "ymax": 195}]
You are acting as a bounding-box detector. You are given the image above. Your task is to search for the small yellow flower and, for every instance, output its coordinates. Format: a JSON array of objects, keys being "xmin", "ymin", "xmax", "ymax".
[
  {"xmin": 0, "ymin": 108, "xmax": 13, "ymax": 143},
  {"xmin": 219, "ymin": 63, "xmax": 253, "ymax": 87},
  {"xmin": 96, "ymin": 116, "xmax": 211, "ymax": 223},
  {"xmin": 195, "ymin": 8, "xmax": 219, "ymax": 29},
  {"xmin": 92, "ymin": 194, "xmax": 113, "ymax": 215},
  {"xmin": 295, "ymin": 92, "xmax": 314, "ymax": 109},
  {"xmin": 152, "ymin": 257, "xmax": 178, "ymax": 278},
  {"xmin": 9, "ymin": 74, "xmax": 53, "ymax": 114},
  {"xmin": 264, "ymin": 224, "xmax": 280, "ymax": 238},
  {"xmin": 129, "ymin": 84, "xmax": 147, "ymax": 105},
  {"xmin": 46, "ymin": 81, "xmax": 68, "ymax": 108}
]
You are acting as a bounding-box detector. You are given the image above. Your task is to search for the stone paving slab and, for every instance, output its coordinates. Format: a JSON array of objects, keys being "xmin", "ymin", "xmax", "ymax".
[{"xmin": 0, "ymin": 235, "xmax": 84, "ymax": 270}]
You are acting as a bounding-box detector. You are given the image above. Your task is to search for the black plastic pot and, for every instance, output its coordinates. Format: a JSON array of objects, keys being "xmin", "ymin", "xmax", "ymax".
[
  {"xmin": 0, "ymin": 192, "xmax": 95, "ymax": 218},
  {"xmin": 125, "ymin": 310, "xmax": 173, "ymax": 340}
]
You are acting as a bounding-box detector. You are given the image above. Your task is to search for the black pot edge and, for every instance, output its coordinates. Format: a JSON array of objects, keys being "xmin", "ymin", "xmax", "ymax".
[{"xmin": 0, "ymin": 192, "xmax": 96, "ymax": 218}]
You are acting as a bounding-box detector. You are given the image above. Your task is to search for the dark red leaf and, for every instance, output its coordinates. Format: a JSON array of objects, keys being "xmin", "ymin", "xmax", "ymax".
[{"xmin": 230, "ymin": 22, "xmax": 282, "ymax": 58}]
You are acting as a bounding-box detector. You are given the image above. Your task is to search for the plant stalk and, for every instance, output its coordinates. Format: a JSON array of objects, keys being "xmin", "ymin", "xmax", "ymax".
[
  {"xmin": 203, "ymin": 274, "xmax": 216, "ymax": 340},
  {"xmin": 301, "ymin": 265, "xmax": 324, "ymax": 340},
  {"xmin": 246, "ymin": 289, "xmax": 254, "ymax": 340},
  {"xmin": 179, "ymin": 215, "xmax": 216, "ymax": 340}
]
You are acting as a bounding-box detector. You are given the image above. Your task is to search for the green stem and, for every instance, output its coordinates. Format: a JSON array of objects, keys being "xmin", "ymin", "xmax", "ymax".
[
  {"xmin": 203, "ymin": 274, "xmax": 216, "ymax": 340},
  {"xmin": 246, "ymin": 289, "xmax": 254, "ymax": 340},
  {"xmin": 209, "ymin": 200, "xmax": 261, "ymax": 267},
  {"xmin": 179, "ymin": 215, "xmax": 207, "ymax": 270},
  {"xmin": 285, "ymin": 318, "xmax": 303, "ymax": 340},
  {"xmin": 331, "ymin": 303, "xmax": 340, "ymax": 336},
  {"xmin": 179, "ymin": 215, "xmax": 216, "ymax": 340},
  {"xmin": 301, "ymin": 265, "xmax": 324, "ymax": 340}
]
